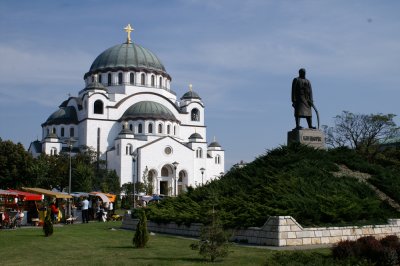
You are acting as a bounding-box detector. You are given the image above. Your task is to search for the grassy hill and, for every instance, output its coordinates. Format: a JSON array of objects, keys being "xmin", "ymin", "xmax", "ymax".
[{"xmin": 145, "ymin": 144, "xmax": 400, "ymax": 228}]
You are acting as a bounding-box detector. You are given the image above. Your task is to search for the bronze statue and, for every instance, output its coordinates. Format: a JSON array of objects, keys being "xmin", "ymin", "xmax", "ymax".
[{"xmin": 291, "ymin": 68, "xmax": 317, "ymax": 129}]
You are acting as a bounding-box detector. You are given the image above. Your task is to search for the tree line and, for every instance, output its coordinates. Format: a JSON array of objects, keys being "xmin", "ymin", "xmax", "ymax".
[{"xmin": 0, "ymin": 138, "xmax": 119, "ymax": 193}]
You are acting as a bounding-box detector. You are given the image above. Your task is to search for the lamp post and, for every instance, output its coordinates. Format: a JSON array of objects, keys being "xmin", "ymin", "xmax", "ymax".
[
  {"xmin": 131, "ymin": 151, "xmax": 137, "ymax": 208},
  {"xmin": 200, "ymin": 167, "xmax": 205, "ymax": 186},
  {"xmin": 172, "ymin": 161, "xmax": 179, "ymax": 197},
  {"xmin": 66, "ymin": 137, "xmax": 76, "ymax": 218}
]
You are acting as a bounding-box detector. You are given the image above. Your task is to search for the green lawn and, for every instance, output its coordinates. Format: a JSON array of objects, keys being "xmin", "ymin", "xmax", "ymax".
[{"xmin": 0, "ymin": 221, "xmax": 338, "ymax": 266}]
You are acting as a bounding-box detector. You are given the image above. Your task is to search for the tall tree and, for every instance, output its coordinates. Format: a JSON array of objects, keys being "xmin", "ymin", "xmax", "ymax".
[
  {"xmin": 324, "ymin": 111, "xmax": 399, "ymax": 158},
  {"xmin": 0, "ymin": 138, "xmax": 34, "ymax": 189}
]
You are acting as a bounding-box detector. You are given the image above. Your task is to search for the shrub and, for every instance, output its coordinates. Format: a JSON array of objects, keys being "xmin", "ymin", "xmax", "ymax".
[
  {"xmin": 196, "ymin": 209, "xmax": 229, "ymax": 262},
  {"xmin": 332, "ymin": 240, "xmax": 356, "ymax": 260},
  {"xmin": 380, "ymin": 235, "xmax": 400, "ymax": 249},
  {"xmin": 355, "ymin": 236, "xmax": 383, "ymax": 263},
  {"xmin": 132, "ymin": 209, "xmax": 149, "ymax": 248},
  {"xmin": 381, "ymin": 247, "xmax": 398, "ymax": 266},
  {"xmin": 43, "ymin": 209, "xmax": 53, "ymax": 237}
]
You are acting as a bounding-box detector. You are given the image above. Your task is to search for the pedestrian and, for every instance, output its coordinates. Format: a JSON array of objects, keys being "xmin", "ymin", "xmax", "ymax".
[
  {"xmin": 50, "ymin": 202, "xmax": 59, "ymax": 223},
  {"xmin": 81, "ymin": 197, "xmax": 89, "ymax": 223}
]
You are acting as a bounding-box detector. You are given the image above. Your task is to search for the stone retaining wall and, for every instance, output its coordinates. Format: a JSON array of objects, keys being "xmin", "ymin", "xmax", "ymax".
[{"xmin": 121, "ymin": 215, "xmax": 400, "ymax": 246}]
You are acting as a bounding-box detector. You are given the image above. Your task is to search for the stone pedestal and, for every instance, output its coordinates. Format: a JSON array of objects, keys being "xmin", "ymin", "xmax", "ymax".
[{"xmin": 287, "ymin": 128, "xmax": 325, "ymax": 149}]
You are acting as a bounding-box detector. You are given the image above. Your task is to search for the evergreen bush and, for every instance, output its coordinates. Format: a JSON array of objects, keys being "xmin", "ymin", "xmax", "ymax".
[
  {"xmin": 146, "ymin": 144, "xmax": 400, "ymax": 228},
  {"xmin": 43, "ymin": 209, "xmax": 53, "ymax": 237},
  {"xmin": 132, "ymin": 209, "xmax": 149, "ymax": 248},
  {"xmin": 196, "ymin": 209, "xmax": 229, "ymax": 262}
]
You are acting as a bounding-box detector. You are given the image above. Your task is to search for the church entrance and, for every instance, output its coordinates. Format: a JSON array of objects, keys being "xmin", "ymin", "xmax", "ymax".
[{"xmin": 160, "ymin": 181, "xmax": 168, "ymax": 195}]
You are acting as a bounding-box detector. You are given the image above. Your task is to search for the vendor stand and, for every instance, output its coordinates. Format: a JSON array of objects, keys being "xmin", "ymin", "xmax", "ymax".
[
  {"xmin": 22, "ymin": 187, "xmax": 72, "ymax": 224},
  {"xmin": 6, "ymin": 189, "xmax": 42, "ymax": 226}
]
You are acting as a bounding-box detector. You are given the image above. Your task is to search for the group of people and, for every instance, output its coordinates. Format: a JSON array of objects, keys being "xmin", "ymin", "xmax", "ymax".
[
  {"xmin": 81, "ymin": 197, "xmax": 114, "ymax": 223},
  {"xmin": 1, "ymin": 209, "xmax": 24, "ymax": 228}
]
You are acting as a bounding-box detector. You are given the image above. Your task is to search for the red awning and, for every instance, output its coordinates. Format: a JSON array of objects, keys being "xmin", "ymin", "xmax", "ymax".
[{"xmin": 7, "ymin": 189, "xmax": 42, "ymax": 201}]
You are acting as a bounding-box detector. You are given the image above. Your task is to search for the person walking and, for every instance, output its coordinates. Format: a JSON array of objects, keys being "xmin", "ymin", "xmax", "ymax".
[{"xmin": 81, "ymin": 197, "xmax": 89, "ymax": 223}]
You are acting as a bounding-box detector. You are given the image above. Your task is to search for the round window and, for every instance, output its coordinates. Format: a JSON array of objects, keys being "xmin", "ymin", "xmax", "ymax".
[{"xmin": 164, "ymin": 146, "xmax": 172, "ymax": 155}]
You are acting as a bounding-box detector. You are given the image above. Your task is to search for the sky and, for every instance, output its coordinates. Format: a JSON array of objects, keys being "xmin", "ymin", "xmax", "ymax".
[{"xmin": 0, "ymin": 0, "xmax": 399, "ymax": 169}]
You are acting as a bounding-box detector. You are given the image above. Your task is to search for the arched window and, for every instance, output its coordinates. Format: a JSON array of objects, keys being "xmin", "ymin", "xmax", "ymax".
[
  {"xmin": 148, "ymin": 123, "xmax": 153, "ymax": 134},
  {"xmin": 130, "ymin": 73, "xmax": 134, "ymax": 84},
  {"xmin": 129, "ymin": 124, "xmax": 133, "ymax": 131},
  {"xmin": 158, "ymin": 124, "xmax": 163, "ymax": 134},
  {"xmin": 138, "ymin": 123, "xmax": 143, "ymax": 134},
  {"xmin": 61, "ymin": 127, "xmax": 65, "ymax": 137},
  {"xmin": 70, "ymin": 127, "xmax": 75, "ymax": 137},
  {"xmin": 215, "ymin": 155, "xmax": 221, "ymax": 164},
  {"xmin": 52, "ymin": 127, "xmax": 56, "ymax": 134},
  {"xmin": 118, "ymin": 72, "xmax": 123, "ymax": 84},
  {"xmin": 167, "ymin": 125, "xmax": 170, "ymax": 135},
  {"xmin": 151, "ymin": 75, "xmax": 155, "ymax": 87},
  {"xmin": 141, "ymin": 73, "xmax": 145, "ymax": 85},
  {"xmin": 47, "ymin": 128, "xmax": 50, "ymax": 135},
  {"xmin": 126, "ymin": 144, "xmax": 133, "ymax": 155},
  {"xmin": 159, "ymin": 77, "xmax": 163, "ymax": 88},
  {"xmin": 51, "ymin": 148, "xmax": 57, "ymax": 156},
  {"xmin": 107, "ymin": 73, "xmax": 112, "ymax": 85},
  {"xmin": 178, "ymin": 171, "xmax": 185, "ymax": 182},
  {"xmin": 94, "ymin": 100, "xmax": 104, "ymax": 114},
  {"xmin": 174, "ymin": 126, "xmax": 176, "ymax": 135},
  {"xmin": 161, "ymin": 167, "xmax": 169, "ymax": 177},
  {"xmin": 191, "ymin": 108, "xmax": 200, "ymax": 121},
  {"xmin": 98, "ymin": 74, "xmax": 102, "ymax": 83},
  {"xmin": 196, "ymin": 148, "xmax": 202, "ymax": 158}
]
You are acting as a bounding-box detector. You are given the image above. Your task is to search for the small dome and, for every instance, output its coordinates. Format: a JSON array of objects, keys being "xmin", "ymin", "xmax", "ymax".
[
  {"xmin": 85, "ymin": 43, "xmax": 169, "ymax": 79},
  {"xmin": 208, "ymin": 141, "xmax": 221, "ymax": 148},
  {"xmin": 119, "ymin": 127, "xmax": 133, "ymax": 135},
  {"xmin": 181, "ymin": 90, "xmax": 201, "ymax": 100},
  {"xmin": 121, "ymin": 101, "xmax": 178, "ymax": 122},
  {"xmin": 45, "ymin": 132, "xmax": 58, "ymax": 139},
  {"xmin": 189, "ymin": 133, "xmax": 203, "ymax": 140},
  {"xmin": 43, "ymin": 106, "xmax": 78, "ymax": 126},
  {"xmin": 84, "ymin": 81, "xmax": 108, "ymax": 92}
]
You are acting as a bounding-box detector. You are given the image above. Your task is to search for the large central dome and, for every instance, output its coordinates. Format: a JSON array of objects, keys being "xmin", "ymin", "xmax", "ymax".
[
  {"xmin": 121, "ymin": 101, "xmax": 178, "ymax": 122},
  {"xmin": 84, "ymin": 43, "xmax": 168, "ymax": 78}
]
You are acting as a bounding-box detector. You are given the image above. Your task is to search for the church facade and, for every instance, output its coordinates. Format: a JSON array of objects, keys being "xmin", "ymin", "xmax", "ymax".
[{"xmin": 29, "ymin": 25, "xmax": 225, "ymax": 196}]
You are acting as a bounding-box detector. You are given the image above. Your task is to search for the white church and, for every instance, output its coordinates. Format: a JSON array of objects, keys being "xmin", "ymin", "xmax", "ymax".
[{"xmin": 29, "ymin": 24, "xmax": 225, "ymax": 196}]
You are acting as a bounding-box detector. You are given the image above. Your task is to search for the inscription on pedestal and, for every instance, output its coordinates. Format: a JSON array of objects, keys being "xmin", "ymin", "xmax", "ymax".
[{"xmin": 287, "ymin": 129, "xmax": 325, "ymax": 149}]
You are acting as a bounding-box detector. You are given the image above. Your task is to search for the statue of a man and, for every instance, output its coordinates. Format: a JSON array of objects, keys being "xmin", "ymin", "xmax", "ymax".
[{"xmin": 291, "ymin": 68, "xmax": 315, "ymax": 129}]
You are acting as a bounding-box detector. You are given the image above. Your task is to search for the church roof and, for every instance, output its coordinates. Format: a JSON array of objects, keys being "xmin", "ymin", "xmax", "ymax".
[
  {"xmin": 121, "ymin": 101, "xmax": 178, "ymax": 122},
  {"xmin": 208, "ymin": 141, "xmax": 221, "ymax": 148},
  {"xmin": 85, "ymin": 42, "xmax": 169, "ymax": 79},
  {"xmin": 189, "ymin": 133, "xmax": 203, "ymax": 140},
  {"xmin": 43, "ymin": 106, "xmax": 78, "ymax": 126},
  {"xmin": 181, "ymin": 90, "xmax": 201, "ymax": 100},
  {"xmin": 84, "ymin": 81, "xmax": 108, "ymax": 92}
]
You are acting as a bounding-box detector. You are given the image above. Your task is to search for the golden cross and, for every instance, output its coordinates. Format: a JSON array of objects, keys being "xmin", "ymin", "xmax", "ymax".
[
  {"xmin": 189, "ymin": 84, "xmax": 193, "ymax": 91},
  {"xmin": 124, "ymin": 24, "xmax": 134, "ymax": 43}
]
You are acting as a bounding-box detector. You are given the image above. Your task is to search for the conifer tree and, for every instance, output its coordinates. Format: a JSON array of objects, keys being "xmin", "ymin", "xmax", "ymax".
[
  {"xmin": 133, "ymin": 210, "xmax": 149, "ymax": 248},
  {"xmin": 198, "ymin": 208, "xmax": 229, "ymax": 262},
  {"xmin": 43, "ymin": 208, "xmax": 53, "ymax": 237}
]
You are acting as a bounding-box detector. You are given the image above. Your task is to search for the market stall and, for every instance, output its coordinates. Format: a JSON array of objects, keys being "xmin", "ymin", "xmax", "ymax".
[{"xmin": 22, "ymin": 187, "xmax": 72, "ymax": 224}]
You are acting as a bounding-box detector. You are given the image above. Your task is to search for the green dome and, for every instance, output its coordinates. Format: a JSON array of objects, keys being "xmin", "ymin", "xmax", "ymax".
[
  {"xmin": 181, "ymin": 90, "xmax": 201, "ymax": 100},
  {"xmin": 121, "ymin": 101, "xmax": 178, "ymax": 122},
  {"xmin": 84, "ymin": 81, "xmax": 108, "ymax": 92},
  {"xmin": 43, "ymin": 106, "xmax": 78, "ymax": 126},
  {"xmin": 85, "ymin": 43, "xmax": 169, "ymax": 78},
  {"xmin": 208, "ymin": 141, "xmax": 221, "ymax": 148}
]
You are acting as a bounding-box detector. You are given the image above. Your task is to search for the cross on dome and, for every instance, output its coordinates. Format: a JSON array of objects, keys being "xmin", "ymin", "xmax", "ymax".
[
  {"xmin": 189, "ymin": 84, "xmax": 193, "ymax": 91},
  {"xmin": 124, "ymin": 24, "xmax": 134, "ymax": 43}
]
